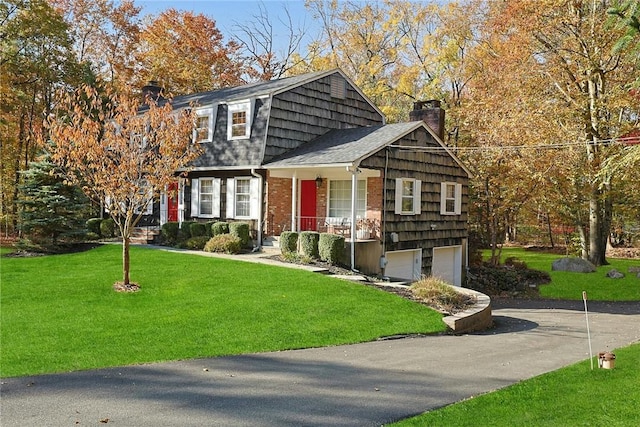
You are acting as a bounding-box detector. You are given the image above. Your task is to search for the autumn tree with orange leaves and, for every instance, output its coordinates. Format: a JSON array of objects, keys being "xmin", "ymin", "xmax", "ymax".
[{"xmin": 46, "ymin": 86, "xmax": 200, "ymax": 287}]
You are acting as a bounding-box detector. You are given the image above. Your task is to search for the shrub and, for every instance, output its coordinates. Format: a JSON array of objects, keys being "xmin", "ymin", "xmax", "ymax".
[
  {"xmin": 179, "ymin": 221, "xmax": 196, "ymax": 240},
  {"xmin": 410, "ymin": 276, "xmax": 476, "ymax": 315},
  {"xmin": 468, "ymin": 263, "xmax": 551, "ymax": 296},
  {"xmin": 190, "ymin": 222, "xmax": 207, "ymax": 237},
  {"xmin": 85, "ymin": 232, "xmax": 101, "ymax": 241},
  {"xmin": 319, "ymin": 233, "xmax": 345, "ymax": 264},
  {"xmin": 205, "ymin": 221, "xmax": 216, "ymax": 237},
  {"xmin": 86, "ymin": 218, "xmax": 102, "ymax": 236},
  {"xmin": 204, "ymin": 234, "xmax": 242, "ymax": 254},
  {"xmin": 229, "ymin": 222, "xmax": 251, "ymax": 248},
  {"xmin": 212, "ymin": 221, "xmax": 229, "ymax": 236},
  {"xmin": 100, "ymin": 218, "xmax": 116, "ymax": 238},
  {"xmin": 184, "ymin": 235, "xmax": 210, "ymax": 250},
  {"xmin": 300, "ymin": 231, "xmax": 319, "ymax": 258},
  {"xmin": 279, "ymin": 231, "xmax": 298, "ymax": 254},
  {"xmin": 161, "ymin": 222, "xmax": 180, "ymax": 245}
]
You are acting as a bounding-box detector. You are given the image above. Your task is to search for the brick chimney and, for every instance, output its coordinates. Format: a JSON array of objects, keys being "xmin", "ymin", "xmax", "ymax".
[
  {"xmin": 409, "ymin": 100, "xmax": 445, "ymax": 140},
  {"xmin": 141, "ymin": 80, "xmax": 164, "ymax": 102}
]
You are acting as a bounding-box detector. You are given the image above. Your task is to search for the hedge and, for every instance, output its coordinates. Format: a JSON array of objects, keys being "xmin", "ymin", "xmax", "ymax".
[
  {"xmin": 319, "ymin": 233, "xmax": 345, "ymax": 264},
  {"xmin": 212, "ymin": 221, "xmax": 229, "ymax": 236},
  {"xmin": 100, "ymin": 218, "xmax": 116, "ymax": 238},
  {"xmin": 190, "ymin": 222, "xmax": 207, "ymax": 237},
  {"xmin": 299, "ymin": 231, "xmax": 320, "ymax": 258},
  {"xmin": 161, "ymin": 222, "xmax": 180, "ymax": 245},
  {"xmin": 86, "ymin": 218, "xmax": 102, "ymax": 236},
  {"xmin": 229, "ymin": 222, "xmax": 250, "ymax": 248},
  {"xmin": 279, "ymin": 231, "xmax": 298, "ymax": 254}
]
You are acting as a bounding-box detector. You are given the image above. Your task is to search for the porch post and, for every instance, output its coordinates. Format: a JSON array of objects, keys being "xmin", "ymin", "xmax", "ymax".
[
  {"xmin": 350, "ymin": 167, "xmax": 358, "ymax": 271},
  {"xmin": 291, "ymin": 174, "xmax": 298, "ymax": 232}
]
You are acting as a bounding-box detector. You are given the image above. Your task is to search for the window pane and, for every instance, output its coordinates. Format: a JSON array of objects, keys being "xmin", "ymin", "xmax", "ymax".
[
  {"xmin": 231, "ymin": 111, "xmax": 247, "ymax": 137},
  {"xmin": 195, "ymin": 116, "xmax": 209, "ymax": 142},
  {"xmin": 200, "ymin": 179, "xmax": 213, "ymax": 215},
  {"xmin": 328, "ymin": 180, "xmax": 366, "ymax": 218},
  {"xmin": 446, "ymin": 184, "xmax": 456, "ymax": 199},
  {"xmin": 445, "ymin": 199, "xmax": 456, "ymax": 213},
  {"xmin": 235, "ymin": 179, "xmax": 251, "ymax": 217}
]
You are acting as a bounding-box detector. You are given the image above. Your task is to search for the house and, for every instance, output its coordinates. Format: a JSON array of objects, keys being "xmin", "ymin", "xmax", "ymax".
[{"xmin": 146, "ymin": 69, "xmax": 471, "ymax": 285}]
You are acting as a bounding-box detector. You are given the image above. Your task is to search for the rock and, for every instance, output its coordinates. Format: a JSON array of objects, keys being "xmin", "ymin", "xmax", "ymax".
[
  {"xmin": 606, "ymin": 269, "xmax": 625, "ymax": 279},
  {"xmin": 628, "ymin": 266, "xmax": 640, "ymax": 274},
  {"xmin": 551, "ymin": 257, "xmax": 597, "ymax": 273}
]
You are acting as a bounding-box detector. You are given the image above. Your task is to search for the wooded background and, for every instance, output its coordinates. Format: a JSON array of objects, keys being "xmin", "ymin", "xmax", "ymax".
[{"xmin": 2, "ymin": 0, "xmax": 638, "ymax": 264}]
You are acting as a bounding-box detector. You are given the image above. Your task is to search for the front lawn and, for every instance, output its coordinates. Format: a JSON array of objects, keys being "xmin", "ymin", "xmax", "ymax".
[
  {"xmin": 482, "ymin": 248, "xmax": 640, "ymax": 301},
  {"xmin": 0, "ymin": 244, "xmax": 445, "ymax": 377},
  {"xmin": 391, "ymin": 342, "xmax": 640, "ymax": 426}
]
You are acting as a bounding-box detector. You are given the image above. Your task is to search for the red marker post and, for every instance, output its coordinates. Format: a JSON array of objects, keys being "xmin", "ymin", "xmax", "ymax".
[{"xmin": 583, "ymin": 291, "xmax": 594, "ymax": 370}]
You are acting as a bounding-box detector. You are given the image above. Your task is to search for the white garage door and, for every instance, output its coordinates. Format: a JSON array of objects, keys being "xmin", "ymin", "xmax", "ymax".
[
  {"xmin": 385, "ymin": 249, "xmax": 422, "ymax": 281},
  {"xmin": 432, "ymin": 245, "xmax": 462, "ymax": 286}
]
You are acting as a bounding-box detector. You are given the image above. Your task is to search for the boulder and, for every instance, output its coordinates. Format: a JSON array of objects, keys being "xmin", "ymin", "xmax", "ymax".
[
  {"xmin": 628, "ymin": 266, "xmax": 640, "ymax": 274},
  {"xmin": 551, "ymin": 257, "xmax": 597, "ymax": 273},
  {"xmin": 606, "ymin": 269, "xmax": 625, "ymax": 279}
]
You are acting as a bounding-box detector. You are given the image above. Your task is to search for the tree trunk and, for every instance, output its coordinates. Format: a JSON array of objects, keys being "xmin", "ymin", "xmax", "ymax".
[
  {"xmin": 122, "ymin": 235, "xmax": 130, "ymax": 285},
  {"xmin": 587, "ymin": 187, "xmax": 610, "ymax": 266}
]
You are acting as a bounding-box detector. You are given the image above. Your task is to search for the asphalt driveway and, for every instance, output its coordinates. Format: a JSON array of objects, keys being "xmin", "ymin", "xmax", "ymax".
[{"xmin": 1, "ymin": 299, "xmax": 639, "ymax": 426}]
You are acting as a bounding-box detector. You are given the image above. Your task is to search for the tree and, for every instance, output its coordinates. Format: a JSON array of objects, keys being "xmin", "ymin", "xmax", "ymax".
[
  {"xmin": 17, "ymin": 152, "xmax": 89, "ymax": 250},
  {"xmin": 46, "ymin": 85, "xmax": 201, "ymax": 287},
  {"xmin": 50, "ymin": 0, "xmax": 142, "ymax": 90},
  {"xmin": 231, "ymin": 1, "xmax": 311, "ymax": 80},
  {"xmin": 464, "ymin": 0, "xmax": 638, "ymax": 265},
  {"xmin": 136, "ymin": 9, "xmax": 245, "ymax": 94},
  {"xmin": 0, "ymin": 0, "xmax": 83, "ymax": 234}
]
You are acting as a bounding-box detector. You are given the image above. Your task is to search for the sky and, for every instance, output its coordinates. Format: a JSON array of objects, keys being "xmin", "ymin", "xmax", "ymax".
[{"xmin": 133, "ymin": 0, "xmax": 322, "ymax": 53}]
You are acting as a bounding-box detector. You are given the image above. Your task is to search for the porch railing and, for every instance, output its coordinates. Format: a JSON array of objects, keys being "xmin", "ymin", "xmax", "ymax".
[{"xmin": 297, "ymin": 216, "xmax": 380, "ymax": 240}]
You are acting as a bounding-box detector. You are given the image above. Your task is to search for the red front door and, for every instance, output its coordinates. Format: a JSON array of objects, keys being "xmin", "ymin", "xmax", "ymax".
[
  {"xmin": 168, "ymin": 182, "xmax": 179, "ymax": 222},
  {"xmin": 300, "ymin": 180, "xmax": 317, "ymax": 231}
]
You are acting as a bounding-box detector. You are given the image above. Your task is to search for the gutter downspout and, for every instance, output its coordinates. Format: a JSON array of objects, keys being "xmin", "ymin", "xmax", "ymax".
[{"xmin": 251, "ymin": 168, "xmax": 263, "ymax": 248}]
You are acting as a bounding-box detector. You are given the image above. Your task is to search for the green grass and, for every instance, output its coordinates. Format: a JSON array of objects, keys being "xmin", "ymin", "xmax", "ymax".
[
  {"xmin": 0, "ymin": 244, "xmax": 445, "ymax": 377},
  {"xmin": 483, "ymin": 248, "xmax": 640, "ymax": 301},
  {"xmin": 391, "ymin": 342, "xmax": 640, "ymax": 426}
]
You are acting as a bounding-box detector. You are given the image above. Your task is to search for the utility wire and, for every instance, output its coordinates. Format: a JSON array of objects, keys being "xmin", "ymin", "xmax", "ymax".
[{"xmin": 390, "ymin": 136, "xmax": 640, "ymax": 152}]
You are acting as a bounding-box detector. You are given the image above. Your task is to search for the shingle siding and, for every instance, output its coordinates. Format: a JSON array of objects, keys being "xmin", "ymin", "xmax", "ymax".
[
  {"xmin": 360, "ymin": 128, "xmax": 469, "ymax": 275},
  {"xmin": 264, "ymin": 74, "xmax": 384, "ymax": 162}
]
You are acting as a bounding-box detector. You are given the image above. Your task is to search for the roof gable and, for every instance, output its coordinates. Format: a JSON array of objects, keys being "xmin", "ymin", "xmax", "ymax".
[{"xmin": 265, "ymin": 121, "xmax": 470, "ymax": 177}]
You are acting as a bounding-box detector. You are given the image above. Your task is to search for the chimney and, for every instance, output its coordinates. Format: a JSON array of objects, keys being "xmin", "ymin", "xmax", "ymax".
[
  {"xmin": 141, "ymin": 80, "xmax": 164, "ymax": 102},
  {"xmin": 409, "ymin": 100, "xmax": 445, "ymax": 140}
]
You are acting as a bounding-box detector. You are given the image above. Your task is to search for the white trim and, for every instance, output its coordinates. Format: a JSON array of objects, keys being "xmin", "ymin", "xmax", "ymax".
[
  {"xmin": 440, "ymin": 182, "xmax": 462, "ymax": 215},
  {"xmin": 193, "ymin": 107, "xmax": 216, "ymax": 143},
  {"xmin": 191, "ymin": 178, "xmax": 221, "ymax": 218},
  {"xmin": 395, "ymin": 178, "xmax": 421, "ymax": 215},
  {"xmin": 227, "ymin": 100, "xmax": 252, "ymax": 140}
]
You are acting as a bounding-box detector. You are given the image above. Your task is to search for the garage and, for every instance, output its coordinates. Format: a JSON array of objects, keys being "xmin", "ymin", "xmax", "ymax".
[
  {"xmin": 384, "ymin": 249, "xmax": 422, "ymax": 281},
  {"xmin": 432, "ymin": 245, "xmax": 463, "ymax": 286}
]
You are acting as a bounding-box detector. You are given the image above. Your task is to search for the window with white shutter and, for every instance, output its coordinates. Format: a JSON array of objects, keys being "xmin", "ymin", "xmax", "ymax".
[{"xmin": 395, "ymin": 178, "xmax": 422, "ymax": 215}]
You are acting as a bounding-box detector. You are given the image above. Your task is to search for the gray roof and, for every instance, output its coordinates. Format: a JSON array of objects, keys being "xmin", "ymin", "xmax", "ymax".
[
  {"xmin": 167, "ymin": 70, "xmax": 338, "ymax": 110},
  {"xmin": 265, "ymin": 122, "xmax": 423, "ymax": 168}
]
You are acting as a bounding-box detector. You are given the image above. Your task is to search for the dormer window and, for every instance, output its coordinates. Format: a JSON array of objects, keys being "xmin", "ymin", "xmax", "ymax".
[
  {"xmin": 193, "ymin": 107, "xmax": 214, "ymax": 143},
  {"xmin": 227, "ymin": 100, "xmax": 251, "ymax": 140}
]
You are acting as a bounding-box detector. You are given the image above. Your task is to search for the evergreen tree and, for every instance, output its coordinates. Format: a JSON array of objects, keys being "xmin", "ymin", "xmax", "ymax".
[{"xmin": 17, "ymin": 153, "xmax": 90, "ymax": 250}]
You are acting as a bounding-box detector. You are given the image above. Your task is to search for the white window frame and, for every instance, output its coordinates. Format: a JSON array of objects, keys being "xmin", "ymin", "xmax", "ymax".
[
  {"xmin": 395, "ymin": 178, "xmax": 422, "ymax": 215},
  {"xmin": 193, "ymin": 107, "xmax": 215, "ymax": 143},
  {"xmin": 190, "ymin": 178, "xmax": 221, "ymax": 218},
  {"xmin": 327, "ymin": 179, "xmax": 367, "ymax": 219},
  {"xmin": 227, "ymin": 100, "xmax": 252, "ymax": 140},
  {"xmin": 226, "ymin": 177, "xmax": 260, "ymax": 219},
  {"xmin": 440, "ymin": 182, "xmax": 462, "ymax": 215}
]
